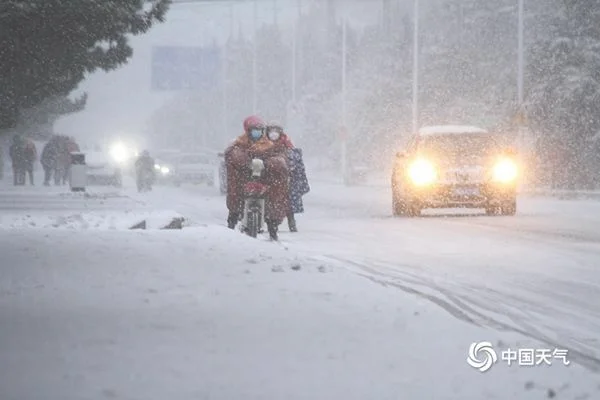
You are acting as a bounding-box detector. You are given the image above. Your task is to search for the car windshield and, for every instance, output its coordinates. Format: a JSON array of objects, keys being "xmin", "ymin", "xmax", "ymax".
[{"xmin": 417, "ymin": 134, "xmax": 499, "ymax": 158}]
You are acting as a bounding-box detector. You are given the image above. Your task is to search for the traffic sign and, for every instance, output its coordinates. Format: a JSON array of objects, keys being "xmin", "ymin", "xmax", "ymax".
[{"xmin": 151, "ymin": 46, "xmax": 221, "ymax": 91}]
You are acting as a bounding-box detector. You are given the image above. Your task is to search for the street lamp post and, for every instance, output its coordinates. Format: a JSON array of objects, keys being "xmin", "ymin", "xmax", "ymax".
[
  {"xmin": 517, "ymin": 0, "xmax": 525, "ymax": 147},
  {"xmin": 252, "ymin": 0, "xmax": 258, "ymax": 114},
  {"xmin": 341, "ymin": 14, "xmax": 347, "ymax": 182},
  {"xmin": 412, "ymin": 0, "xmax": 419, "ymax": 134}
]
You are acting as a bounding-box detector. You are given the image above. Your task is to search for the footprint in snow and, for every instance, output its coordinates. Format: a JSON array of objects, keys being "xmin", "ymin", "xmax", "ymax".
[
  {"xmin": 271, "ymin": 265, "xmax": 284, "ymax": 272},
  {"xmin": 290, "ymin": 263, "xmax": 301, "ymax": 271}
]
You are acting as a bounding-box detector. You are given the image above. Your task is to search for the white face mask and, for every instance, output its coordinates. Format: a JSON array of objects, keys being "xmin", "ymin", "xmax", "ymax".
[{"xmin": 267, "ymin": 129, "xmax": 281, "ymax": 141}]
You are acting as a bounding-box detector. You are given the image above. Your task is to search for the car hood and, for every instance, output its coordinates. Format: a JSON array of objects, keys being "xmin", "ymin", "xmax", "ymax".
[
  {"xmin": 177, "ymin": 164, "xmax": 215, "ymax": 171},
  {"xmin": 85, "ymin": 152, "xmax": 111, "ymax": 167}
]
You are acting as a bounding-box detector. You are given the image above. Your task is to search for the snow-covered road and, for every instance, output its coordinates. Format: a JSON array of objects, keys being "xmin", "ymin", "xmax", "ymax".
[
  {"xmin": 2, "ymin": 178, "xmax": 600, "ymax": 399},
  {"xmin": 134, "ymin": 179, "xmax": 600, "ymax": 372}
]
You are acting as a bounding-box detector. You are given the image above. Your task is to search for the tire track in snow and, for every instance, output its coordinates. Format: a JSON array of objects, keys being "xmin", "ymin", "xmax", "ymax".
[{"xmin": 315, "ymin": 254, "xmax": 600, "ymax": 372}]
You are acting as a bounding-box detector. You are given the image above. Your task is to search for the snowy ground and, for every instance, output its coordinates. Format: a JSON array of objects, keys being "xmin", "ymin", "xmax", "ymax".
[{"xmin": 1, "ymin": 175, "xmax": 600, "ymax": 399}]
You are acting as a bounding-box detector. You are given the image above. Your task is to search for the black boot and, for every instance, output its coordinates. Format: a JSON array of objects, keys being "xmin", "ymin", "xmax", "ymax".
[
  {"xmin": 287, "ymin": 213, "xmax": 297, "ymax": 232},
  {"xmin": 266, "ymin": 220, "xmax": 278, "ymax": 241},
  {"xmin": 227, "ymin": 212, "xmax": 239, "ymax": 229}
]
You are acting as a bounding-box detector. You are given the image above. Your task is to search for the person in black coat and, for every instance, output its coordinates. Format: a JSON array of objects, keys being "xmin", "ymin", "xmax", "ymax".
[
  {"xmin": 287, "ymin": 147, "xmax": 310, "ymax": 231},
  {"xmin": 265, "ymin": 123, "xmax": 310, "ymax": 232},
  {"xmin": 9, "ymin": 135, "xmax": 26, "ymax": 185},
  {"xmin": 41, "ymin": 138, "xmax": 60, "ymax": 186}
]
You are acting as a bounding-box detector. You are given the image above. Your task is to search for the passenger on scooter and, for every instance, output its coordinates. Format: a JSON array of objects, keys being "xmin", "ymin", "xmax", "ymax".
[
  {"xmin": 266, "ymin": 122, "xmax": 310, "ymax": 233},
  {"xmin": 225, "ymin": 115, "xmax": 290, "ymax": 240},
  {"xmin": 135, "ymin": 150, "xmax": 156, "ymax": 191}
]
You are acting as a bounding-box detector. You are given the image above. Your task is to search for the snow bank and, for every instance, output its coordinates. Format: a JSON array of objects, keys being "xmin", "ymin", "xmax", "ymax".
[
  {"xmin": 0, "ymin": 182, "xmax": 183, "ymax": 230},
  {"xmin": 0, "ymin": 226, "xmax": 597, "ymax": 400},
  {"xmin": 0, "ymin": 209, "xmax": 184, "ymax": 230}
]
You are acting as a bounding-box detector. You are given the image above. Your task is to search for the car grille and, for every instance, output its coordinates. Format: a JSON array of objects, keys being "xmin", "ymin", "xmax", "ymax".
[{"xmin": 440, "ymin": 167, "xmax": 485, "ymax": 184}]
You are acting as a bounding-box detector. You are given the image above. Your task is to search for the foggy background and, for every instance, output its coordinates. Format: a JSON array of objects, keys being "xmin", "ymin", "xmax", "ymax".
[{"xmin": 51, "ymin": 0, "xmax": 600, "ymax": 188}]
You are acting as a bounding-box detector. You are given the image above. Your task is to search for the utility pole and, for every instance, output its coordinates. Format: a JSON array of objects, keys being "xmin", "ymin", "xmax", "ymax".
[
  {"xmin": 382, "ymin": 0, "xmax": 391, "ymax": 35},
  {"xmin": 517, "ymin": 0, "xmax": 524, "ymax": 110},
  {"xmin": 412, "ymin": 0, "xmax": 419, "ymax": 133},
  {"xmin": 341, "ymin": 14, "xmax": 347, "ymax": 182},
  {"xmin": 516, "ymin": 0, "xmax": 528, "ymax": 187},
  {"xmin": 517, "ymin": 0, "xmax": 525, "ymax": 147},
  {"xmin": 292, "ymin": 11, "xmax": 297, "ymax": 102},
  {"xmin": 252, "ymin": 0, "xmax": 258, "ymax": 114},
  {"xmin": 287, "ymin": 0, "xmax": 301, "ymax": 130},
  {"xmin": 222, "ymin": 1, "xmax": 233, "ymax": 145}
]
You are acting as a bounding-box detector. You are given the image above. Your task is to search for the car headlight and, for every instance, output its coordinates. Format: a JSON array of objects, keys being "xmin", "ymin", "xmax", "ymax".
[
  {"xmin": 109, "ymin": 142, "xmax": 130, "ymax": 164},
  {"xmin": 492, "ymin": 159, "xmax": 518, "ymax": 183},
  {"xmin": 154, "ymin": 163, "xmax": 161, "ymax": 170},
  {"xmin": 408, "ymin": 159, "xmax": 437, "ymax": 186},
  {"xmin": 160, "ymin": 166, "xmax": 170, "ymax": 175}
]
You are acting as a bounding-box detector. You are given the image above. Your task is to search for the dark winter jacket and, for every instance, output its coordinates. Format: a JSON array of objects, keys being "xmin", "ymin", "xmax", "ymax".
[
  {"xmin": 23, "ymin": 140, "xmax": 37, "ymax": 166},
  {"xmin": 287, "ymin": 148, "xmax": 310, "ymax": 214},
  {"xmin": 135, "ymin": 155, "xmax": 155, "ymax": 174},
  {"xmin": 41, "ymin": 141, "xmax": 59, "ymax": 168},
  {"xmin": 9, "ymin": 139, "xmax": 26, "ymax": 169}
]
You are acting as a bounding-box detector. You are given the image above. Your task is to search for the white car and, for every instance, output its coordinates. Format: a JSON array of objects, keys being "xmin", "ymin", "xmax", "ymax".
[
  {"xmin": 85, "ymin": 149, "xmax": 123, "ymax": 187},
  {"xmin": 172, "ymin": 152, "xmax": 219, "ymax": 187},
  {"xmin": 83, "ymin": 142, "xmax": 137, "ymax": 187},
  {"xmin": 391, "ymin": 125, "xmax": 519, "ymax": 217},
  {"xmin": 153, "ymin": 157, "xmax": 176, "ymax": 185}
]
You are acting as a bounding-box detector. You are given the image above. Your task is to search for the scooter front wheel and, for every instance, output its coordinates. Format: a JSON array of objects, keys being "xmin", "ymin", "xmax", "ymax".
[{"xmin": 246, "ymin": 210, "xmax": 260, "ymax": 238}]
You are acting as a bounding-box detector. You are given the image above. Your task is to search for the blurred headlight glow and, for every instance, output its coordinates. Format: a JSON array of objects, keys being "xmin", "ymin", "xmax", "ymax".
[
  {"xmin": 154, "ymin": 164, "xmax": 161, "ymax": 170},
  {"xmin": 493, "ymin": 159, "xmax": 518, "ymax": 182},
  {"xmin": 160, "ymin": 166, "xmax": 170, "ymax": 175},
  {"xmin": 109, "ymin": 142, "xmax": 129, "ymax": 164},
  {"xmin": 408, "ymin": 159, "xmax": 437, "ymax": 186}
]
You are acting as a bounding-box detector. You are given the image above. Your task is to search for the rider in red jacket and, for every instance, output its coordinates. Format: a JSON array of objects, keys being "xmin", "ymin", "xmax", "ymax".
[{"xmin": 224, "ymin": 116, "xmax": 290, "ymax": 240}]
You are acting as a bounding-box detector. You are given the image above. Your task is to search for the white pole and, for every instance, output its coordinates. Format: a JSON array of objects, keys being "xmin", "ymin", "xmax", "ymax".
[
  {"xmin": 341, "ymin": 14, "xmax": 347, "ymax": 182},
  {"xmin": 412, "ymin": 0, "xmax": 419, "ymax": 133},
  {"xmin": 517, "ymin": 0, "xmax": 527, "ymax": 186},
  {"xmin": 222, "ymin": 1, "xmax": 232, "ymax": 146},
  {"xmin": 252, "ymin": 0, "xmax": 258, "ymax": 114},
  {"xmin": 292, "ymin": 14, "xmax": 297, "ymax": 102},
  {"xmin": 517, "ymin": 0, "xmax": 524, "ymax": 108},
  {"xmin": 517, "ymin": 0, "xmax": 525, "ymax": 143}
]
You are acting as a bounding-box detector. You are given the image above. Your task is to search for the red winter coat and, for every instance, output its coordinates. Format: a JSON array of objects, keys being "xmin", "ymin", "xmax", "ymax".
[
  {"xmin": 279, "ymin": 133, "xmax": 294, "ymax": 149},
  {"xmin": 225, "ymin": 133, "xmax": 290, "ymax": 223}
]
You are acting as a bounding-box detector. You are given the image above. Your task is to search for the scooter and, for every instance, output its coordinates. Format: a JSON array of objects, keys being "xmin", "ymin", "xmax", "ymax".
[{"xmin": 240, "ymin": 158, "xmax": 277, "ymax": 240}]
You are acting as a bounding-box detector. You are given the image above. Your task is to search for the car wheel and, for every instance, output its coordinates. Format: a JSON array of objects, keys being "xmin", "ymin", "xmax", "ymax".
[
  {"xmin": 485, "ymin": 204, "xmax": 499, "ymax": 216},
  {"xmin": 500, "ymin": 199, "xmax": 517, "ymax": 216},
  {"xmin": 406, "ymin": 203, "xmax": 421, "ymax": 217},
  {"xmin": 393, "ymin": 193, "xmax": 421, "ymax": 217},
  {"xmin": 392, "ymin": 194, "xmax": 406, "ymax": 216}
]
